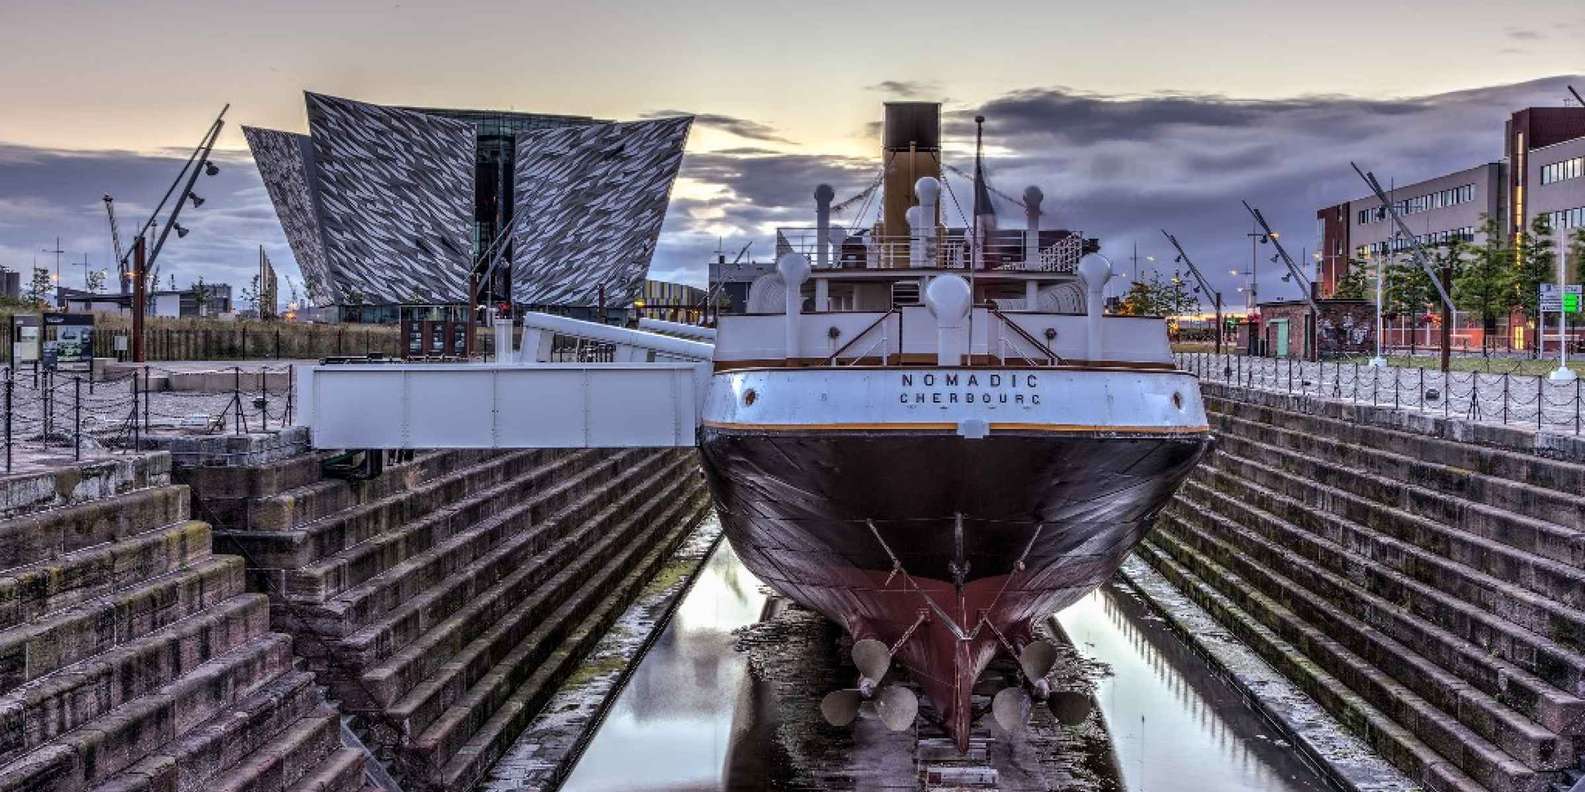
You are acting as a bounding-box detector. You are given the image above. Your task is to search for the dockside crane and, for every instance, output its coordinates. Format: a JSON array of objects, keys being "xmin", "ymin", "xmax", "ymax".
[
  {"xmin": 1242, "ymin": 201, "xmax": 1320, "ymax": 360},
  {"xmin": 1350, "ymin": 162, "xmax": 1459, "ymax": 372},
  {"xmin": 1160, "ymin": 229, "xmax": 1223, "ymax": 355},
  {"xmin": 103, "ymin": 195, "xmax": 128, "ymax": 294}
]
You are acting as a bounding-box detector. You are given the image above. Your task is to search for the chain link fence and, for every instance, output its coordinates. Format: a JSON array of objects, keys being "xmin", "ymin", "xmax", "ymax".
[
  {"xmin": 1177, "ymin": 353, "xmax": 1585, "ymax": 434},
  {"xmin": 0, "ymin": 364, "xmax": 297, "ymax": 473}
]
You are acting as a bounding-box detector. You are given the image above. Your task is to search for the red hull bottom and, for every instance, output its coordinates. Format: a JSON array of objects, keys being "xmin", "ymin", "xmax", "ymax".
[
  {"xmin": 699, "ymin": 428, "xmax": 1210, "ymax": 750},
  {"xmin": 766, "ymin": 548, "xmax": 1125, "ymax": 751}
]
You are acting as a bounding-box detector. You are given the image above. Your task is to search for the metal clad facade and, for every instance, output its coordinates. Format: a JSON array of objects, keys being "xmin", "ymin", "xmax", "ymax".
[
  {"xmin": 305, "ymin": 93, "xmax": 475, "ymax": 305},
  {"xmin": 510, "ymin": 116, "xmax": 692, "ymax": 307},
  {"xmin": 242, "ymin": 126, "xmax": 338, "ymax": 303}
]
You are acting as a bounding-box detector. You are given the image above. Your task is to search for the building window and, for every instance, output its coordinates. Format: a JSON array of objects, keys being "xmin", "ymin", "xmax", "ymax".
[{"xmin": 1541, "ymin": 156, "xmax": 1585, "ymax": 186}]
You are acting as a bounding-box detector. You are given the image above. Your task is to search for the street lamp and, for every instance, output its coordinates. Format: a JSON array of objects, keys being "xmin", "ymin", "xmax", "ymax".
[{"xmin": 1368, "ymin": 252, "xmax": 1388, "ymax": 368}]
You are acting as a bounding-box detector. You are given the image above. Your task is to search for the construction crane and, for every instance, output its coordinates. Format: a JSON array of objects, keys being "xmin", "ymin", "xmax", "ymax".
[{"xmin": 103, "ymin": 194, "xmax": 128, "ymax": 294}]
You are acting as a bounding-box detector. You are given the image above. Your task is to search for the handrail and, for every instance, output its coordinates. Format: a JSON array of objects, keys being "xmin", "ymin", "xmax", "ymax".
[
  {"xmin": 826, "ymin": 308, "xmax": 898, "ymax": 365},
  {"xmin": 989, "ymin": 307, "xmax": 1063, "ymax": 366}
]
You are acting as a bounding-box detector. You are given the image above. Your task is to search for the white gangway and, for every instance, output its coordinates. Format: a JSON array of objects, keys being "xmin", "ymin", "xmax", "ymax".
[{"xmin": 296, "ymin": 312, "xmax": 713, "ymax": 450}]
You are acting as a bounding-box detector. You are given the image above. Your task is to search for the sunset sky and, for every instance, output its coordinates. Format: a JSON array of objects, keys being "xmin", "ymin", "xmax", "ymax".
[{"xmin": 2, "ymin": 0, "xmax": 1583, "ymax": 307}]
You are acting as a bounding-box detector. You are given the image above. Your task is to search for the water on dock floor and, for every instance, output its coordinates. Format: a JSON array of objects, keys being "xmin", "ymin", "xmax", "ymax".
[
  {"xmin": 1057, "ymin": 583, "xmax": 1332, "ymax": 792},
  {"xmin": 561, "ymin": 542, "xmax": 768, "ymax": 792},
  {"xmin": 565, "ymin": 539, "xmax": 1333, "ymax": 791}
]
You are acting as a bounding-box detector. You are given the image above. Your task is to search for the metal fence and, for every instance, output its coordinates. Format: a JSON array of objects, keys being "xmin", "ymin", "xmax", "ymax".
[
  {"xmin": 1177, "ymin": 352, "xmax": 1585, "ymax": 435},
  {"xmin": 0, "ymin": 364, "xmax": 296, "ymax": 473}
]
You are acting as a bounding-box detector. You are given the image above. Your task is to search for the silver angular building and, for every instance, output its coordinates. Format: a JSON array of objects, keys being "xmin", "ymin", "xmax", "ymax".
[
  {"xmin": 511, "ymin": 116, "xmax": 692, "ymax": 307},
  {"xmin": 245, "ymin": 92, "xmax": 691, "ymax": 317}
]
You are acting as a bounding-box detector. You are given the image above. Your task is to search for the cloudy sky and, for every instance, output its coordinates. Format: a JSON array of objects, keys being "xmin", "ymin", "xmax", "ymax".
[{"xmin": 2, "ymin": 1, "xmax": 1583, "ymax": 309}]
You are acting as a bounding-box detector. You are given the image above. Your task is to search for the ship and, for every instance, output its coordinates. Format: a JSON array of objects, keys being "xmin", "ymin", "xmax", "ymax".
[{"xmin": 696, "ymin": 102, "xmax": 1212, "ymax": 751}]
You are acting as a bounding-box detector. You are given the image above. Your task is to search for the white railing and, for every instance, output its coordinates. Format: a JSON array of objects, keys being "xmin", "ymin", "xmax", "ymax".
[{"xmin": 775, "ymin": 228, "xmax": 1083, "ymax": 272}]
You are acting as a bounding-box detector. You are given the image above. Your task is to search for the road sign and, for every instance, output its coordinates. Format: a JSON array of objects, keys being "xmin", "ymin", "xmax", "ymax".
[{"xmin": 1540, "ymin": 283, "xmax": 1582, "ymax": 313}]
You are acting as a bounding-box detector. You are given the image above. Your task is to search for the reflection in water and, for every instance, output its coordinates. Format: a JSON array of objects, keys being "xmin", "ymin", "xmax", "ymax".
[
  {"xmin": 1057, "ymin": 585, "xmax": 1332, "ymax": 792},
  {"xmin": 562, "ymin": 541, "xmax": 767, "ymax": 792}
]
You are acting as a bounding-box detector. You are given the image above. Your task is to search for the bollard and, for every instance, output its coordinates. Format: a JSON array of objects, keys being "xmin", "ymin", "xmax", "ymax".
[
  {"xmin": 74, "ymin": 377, "xmax": 81, "ymax": 461},
  {"xmin": 1502, "ymin": 373, "xmax": 1509, "ymax": 425},
  {"xmin": 132, "ymin": 369, "xmax": 140, "ymax": 452},
  {"xmin": 143, "ymin": 366, "xmax": 150, "ymax": 435},
  {"xmin": 234, "ymin": 366, "xmax": 242, "ymax": 434},
  {"xmin": 1393, "ymin": 368, "xmax": 1400, "ymax": 410},
  {"xmin": 4, "ymin": 371, "xmax": 10, "ymax": 473},
  {"xmin": 260, "ymin": 369, "xmax": 268, "ymax": 432},
  {"xmin": 1538, "ymin": 376, "xmax": 1544, "ymax": 431},
  {"xmin": 1419, "ymin": 368, "xmax": 1425, "ymax": 411}
]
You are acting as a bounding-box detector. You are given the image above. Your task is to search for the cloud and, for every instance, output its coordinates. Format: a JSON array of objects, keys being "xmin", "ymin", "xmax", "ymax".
[
  {"xmin": 641, "ymin": 110, "xmax": 796, "ymax": 145},
  {"xmin": 867, "ymin": 80, "xmax": 943, "ymax": 99},
  {"xmin": 646, "ymin": 74, "xmax": 1585, "ymax": 304},
  {"xmin": 7, "ymin": 73, "xmax": 1582, "ymax": 306},
  {"xmin": 0, "ymin": 142, "xmax": 298, "ymax": 297},
  {"xmin": 1505, "ymin": 28, "xmax": 1544, "ymax": 41}
]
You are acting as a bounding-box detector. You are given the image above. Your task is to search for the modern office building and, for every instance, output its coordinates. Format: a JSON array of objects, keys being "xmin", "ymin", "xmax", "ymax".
[
  {"xmin": 1316, "ymin": 103, "xmax": 1585, "ymax": 299},
  {"xmin": 1507, "ymin": 107, "xmax": 1585, "ymax": 237},
  {"xmin": 245, "ymin": 93, "xmax": 690, "ymax": 321}
]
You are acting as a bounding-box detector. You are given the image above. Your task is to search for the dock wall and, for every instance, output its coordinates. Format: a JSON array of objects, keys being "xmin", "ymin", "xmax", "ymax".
[
  {"xmin": 0, "ymin": 453, "xmax": 365, "ymax": 792},
  {"xmin": 1142, "ymin": 381, "xmax": 1585, "ymax": 792},
  {"xmin": 179, "ymin": 444, "xmax": 712, "ymax": 792}
]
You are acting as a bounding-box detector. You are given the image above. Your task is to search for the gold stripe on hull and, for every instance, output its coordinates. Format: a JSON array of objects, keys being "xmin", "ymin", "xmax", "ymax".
[{"xmin": 701, "ymin": 420, "xmax": 1211, "ymax": 434}]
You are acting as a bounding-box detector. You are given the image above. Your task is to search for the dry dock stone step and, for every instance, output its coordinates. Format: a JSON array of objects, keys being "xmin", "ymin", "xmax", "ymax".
[
  {"xmin": 0, "ymin": 469, "xmax": 363, "ymax": 792},
  {"xmin": 1142, "ymin": 388, "xmax": 1585, "ymax": 792}
]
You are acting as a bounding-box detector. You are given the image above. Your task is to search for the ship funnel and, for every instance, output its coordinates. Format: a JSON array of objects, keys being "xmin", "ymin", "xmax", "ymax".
[
  {"xmin": 880, "ymin": 102, "xmax": 942, "ymax": 268},
  {"xmin": 1077, "ymin": 253, "xmax": 1113, "ymax": 362},
  {"xmin": 814, "ymin": 184, "xmax": 835, "ymax": 269},
  {"xmin": 1023, "ymin": 186, "xmax": 1044, "ymax": 267},
  {"xmin": 925, "ymin": 274, "xmax": 972, "ymax": 366}
]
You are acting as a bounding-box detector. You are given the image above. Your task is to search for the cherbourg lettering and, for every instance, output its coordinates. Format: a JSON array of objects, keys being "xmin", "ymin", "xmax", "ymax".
[{"xmin": 898, "ymin": 372, "xmax": 1041, "ymax": 405}]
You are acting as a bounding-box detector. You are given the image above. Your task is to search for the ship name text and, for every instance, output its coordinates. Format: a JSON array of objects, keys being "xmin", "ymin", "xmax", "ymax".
[{"xmin": 898, "ymin": 372, "xmax": 1041, "ymax": 406}]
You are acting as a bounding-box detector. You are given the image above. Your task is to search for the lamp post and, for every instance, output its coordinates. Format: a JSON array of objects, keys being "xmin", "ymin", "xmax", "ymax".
[
  {"xmin": 1551, "ymin": 232, "xmax": 1577, "ymax": 382},
  {"xmin": 1370, "ymin": 253, "xmax": 1388, "ymax": 367},
  {"xmin": 1244, "ymin": 226, "xmax": 1272, "ymax": 355}
]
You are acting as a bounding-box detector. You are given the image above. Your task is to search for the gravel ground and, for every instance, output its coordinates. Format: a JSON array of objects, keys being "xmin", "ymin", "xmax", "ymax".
[{"xmin": 0, "ymin": 365, "xmax": 294, "ymax": 470}]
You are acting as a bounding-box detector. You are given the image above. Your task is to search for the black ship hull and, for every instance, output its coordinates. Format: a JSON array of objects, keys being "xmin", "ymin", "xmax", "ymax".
[{"xmin": 698, "ymin": 424, "xmax": 1211, "ymax": 748}]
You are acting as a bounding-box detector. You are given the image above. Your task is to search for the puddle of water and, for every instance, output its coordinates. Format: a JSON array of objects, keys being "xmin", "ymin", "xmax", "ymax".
[
  {"xmin": 1056, "ymin": 584, "xmax": 1333, "ymax": 792},
  {"xmin": 561, "ymin": 541, "xmax": 767, "ymax": 792}
]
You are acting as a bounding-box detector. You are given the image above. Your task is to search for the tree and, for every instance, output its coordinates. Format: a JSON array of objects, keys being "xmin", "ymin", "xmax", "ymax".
[
  {"xmin": 27, "ymin": 267, "xmax": 52, "ymax": 307},
  {"xmin": 240, "ymin": 274, "xmax": 261, "ymax": 316},
  {"xmin": 86, "ymin": 269, "xmax": 107, "ymax": 294},
  {"xmin": 1383, "ymin": 245, "xmax": 1453, "ymax": 356},
  {"xmin": 1452, "ymin": 215, "xmax": 1509, "ymax": 356},
  {"xmin": 188, "ymin": 277, "xmax": 207, "ymax": 318},
  {"xmin": 1116, "ymin": 272, "xmax": 1198, "ymax": 317},
  {"xmin": 1332, "ymin": 260, "xmax": 1369, "ymax": 300},
  {"xmin": 1509, "ymin": 214, "xmax": 1555, "ymax": 357}
]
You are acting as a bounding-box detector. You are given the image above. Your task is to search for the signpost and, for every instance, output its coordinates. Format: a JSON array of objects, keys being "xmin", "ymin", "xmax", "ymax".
[{"xmin": 1546, "ymin": 233, "xmax": 1579, "ymax": 382}]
